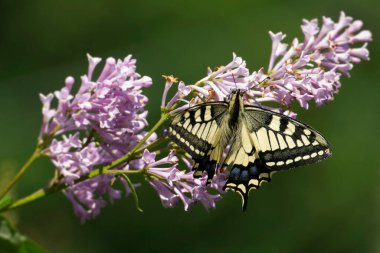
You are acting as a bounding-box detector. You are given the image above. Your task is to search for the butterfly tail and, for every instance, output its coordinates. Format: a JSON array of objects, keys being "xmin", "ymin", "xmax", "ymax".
[{"xmin": 223, "ymin": 161, "xmax": 273, "ymax": 211}]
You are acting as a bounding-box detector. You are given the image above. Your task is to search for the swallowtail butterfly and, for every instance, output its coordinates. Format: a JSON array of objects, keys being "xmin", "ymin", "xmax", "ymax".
[{"xmin": 168, "ymin": 89, "xmax": 331, "ymax": 210}]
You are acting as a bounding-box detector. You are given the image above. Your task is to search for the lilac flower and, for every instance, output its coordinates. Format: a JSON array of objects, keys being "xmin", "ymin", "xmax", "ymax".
[
  {"xmin": 264, "ymin": 11, "xmax": 372, "ymax": 110},
  {"xmin": 163, "ymin": 12, "xmax": 371, "ymax": 116},
  {"xmin": 64, "ymin": 175, "xmax": 121, "ymax": 224},
  {"xmin": 143, "ymin": 149, "xmax": 224, "ymax": 210},
  {"xmin": 39, "ymin": 54, "xmax": 153, "ymax": 222}
]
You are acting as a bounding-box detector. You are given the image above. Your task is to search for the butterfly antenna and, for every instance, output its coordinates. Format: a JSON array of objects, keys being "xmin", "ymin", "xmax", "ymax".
[
  {"xmin": 198, "ymin": 95, "xmax": 206, "ymax": 103},
  {"xmin": 231, "ymin": 73, "xmax": 238, "ymax": 91},
  {"xmin": 247, "ymin": 76, "xmax": 271, "ymax": 108},
  {"xmin": 260, "ymin": 76, "xmax": 270, "ymax": 85},
  {"xmin": 250, "ymin": 76, "xmax": 270, "ymax": 90}
]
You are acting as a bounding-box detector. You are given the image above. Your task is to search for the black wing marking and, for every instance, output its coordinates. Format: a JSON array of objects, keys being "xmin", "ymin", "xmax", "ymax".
[
  {"xmin": 168, "ymin": 102, "xmax": 228, "ymax": 181},
  {"xmin": 244, "ymin": 106, "xmax": 331, "ymax": 170},
  {"xmin": 222, "ymin": 119, "xmax": 274, "ymax": 210},
  {"xmin": 223, "ymin": 160, "xmax": 275, "ymax": 211},
  {"xmin": 224, "ymin": 106, "xmax": 331, "ymax": 210},
  {"xmin": 168, "ymin": 102, "xmax": 228, "ymax": 158}
]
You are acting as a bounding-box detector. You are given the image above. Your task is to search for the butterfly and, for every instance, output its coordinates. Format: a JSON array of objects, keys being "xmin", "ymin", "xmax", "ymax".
[{"xmin": 168, "ymin": 89, "xmax": 331, "ymax": 210}]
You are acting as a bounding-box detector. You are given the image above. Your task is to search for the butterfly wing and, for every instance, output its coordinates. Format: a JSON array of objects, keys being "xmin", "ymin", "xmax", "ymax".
[
  {"xmin": 168, "ymin": 102, "xmax": 228, "ymax": 180},
  {"xmin": 245, "ymin": 106, "xmax": 331, "ymax": 168},
  {"xmin": 223, "ymin": 106, "xmax": 331, "ymax": 210}
]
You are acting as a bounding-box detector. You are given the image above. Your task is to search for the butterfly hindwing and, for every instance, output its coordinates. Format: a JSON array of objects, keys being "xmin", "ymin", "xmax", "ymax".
[
  {"xmin": 222, "ymin": 120, "xmax": 273, "ymax": 210},
  {"xmin": 223, "ymin": 106, "xmax": 331, "ymax": 210},
  {"xmin": 223, "ymin": 161, "xmax": 275, "ymax": 211}
]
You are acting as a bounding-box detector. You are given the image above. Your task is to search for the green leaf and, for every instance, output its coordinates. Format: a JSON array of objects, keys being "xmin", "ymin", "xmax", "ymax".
[
  {"xmin": 0, "ymin": 216, "xmax": 49, "ymax": 253},
  {"xmin": 18, "ymin": 240, "xmax": 49, "ymax": 253},
  {"xmin": 0, "ymin": 196, "xmax": 13, "ymax": 210},
  {"xmin": 119, "ymin": 174, "xmax": 143, "ymax": 212}
]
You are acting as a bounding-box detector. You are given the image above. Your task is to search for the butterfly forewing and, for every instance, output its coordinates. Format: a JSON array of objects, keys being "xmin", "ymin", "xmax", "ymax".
[
  {"xmin": 168, "ymin": 102, "xmax": 229, "ymax": 179},
  {"xmin": 244, "ymin": 106, "xmax": 331, "ymax": 170},
  {"xmin": 222, "ymin": 106, "xmax": 331, "ymax": 210}
]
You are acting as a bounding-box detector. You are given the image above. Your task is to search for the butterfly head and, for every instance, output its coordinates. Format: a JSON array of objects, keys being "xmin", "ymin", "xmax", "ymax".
[
  {"xmin": 226, "ymin": 89, "xmax": 248, "ymax": 107},
  {"xmin": 227, "ymin": 76, "xmax": 270, "ymax": 101},
  {"xmin": 230, "ymin": 89, "xmax": 242, "ymax": 95},
  {"xmin": 227, "ymin": 89, "xmax": 245, "ymax": 100}
]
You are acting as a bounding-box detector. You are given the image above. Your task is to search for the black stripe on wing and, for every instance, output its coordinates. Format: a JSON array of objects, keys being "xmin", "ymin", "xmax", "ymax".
[
  {"xmin": 168, "ymin": 102, "xmax": 228, "ymax": 159},
  {"xmin": 223, "ymin": 160, "xmax": 274, "ymax": 211},
  {"xmin": 244, "ymin": 106, "xmax": 331, "ymax": 170}
]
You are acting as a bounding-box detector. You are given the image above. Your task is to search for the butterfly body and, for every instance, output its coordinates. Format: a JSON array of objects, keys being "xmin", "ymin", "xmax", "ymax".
[{"xmin": 168, "ymin": 90, "xmax": 331, "ymax": 210}]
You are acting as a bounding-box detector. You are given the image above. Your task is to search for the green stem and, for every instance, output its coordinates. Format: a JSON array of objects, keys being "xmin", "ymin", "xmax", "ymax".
[
  {"xmin": 105, "ymin": 169, "xmax": 143, "ymax": 175},
  {"xmin": 98, "ymin": 113, "xmax": 171, "ymax": 172},
  {"xmin": 5, "ymin": 188, "xmax": 50, "ymax": 210},
  {"xmin": 0, "ymin": 149, "xmax": 41, "ymax": 200},
  {"xmin": 1, "ymin": 113, "xmax": 172, "ymax": 212},
  {"xmin": 2, "ymin": 169, "xmax": 143, "ymax": 211},
  {"xmin": 120, "ymin": 174, "xmax": 143, "ymax": 212},
  {"xmin": 133, "ymin": 136, "xmax": 168, "ymax": 156}
]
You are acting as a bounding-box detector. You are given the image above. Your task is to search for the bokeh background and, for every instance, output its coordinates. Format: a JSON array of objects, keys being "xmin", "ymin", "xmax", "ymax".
[{"xmin": 0, "ymin": 0, "xmax": 379, "ymax": 252}]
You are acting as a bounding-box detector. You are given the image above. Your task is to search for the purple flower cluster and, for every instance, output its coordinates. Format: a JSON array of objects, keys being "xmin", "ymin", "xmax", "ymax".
[
  {"xmin": 39, "ymin": 54, "xmax": 153, "ymax": 222},
  {"xmin": 38, "ymin": 12, "xmax": 371, "ymax": 222},
  {"xmin": 39, "ymin": 55, "xmax": 227, "ymax": 222},
  {"xmin": 143, "ymin": 149, "xmax": 227, "ymax": 210},
  {"xmin": 163, "ymin": 12, "xmax": 371, "ymax": 117},
  {"xmin": 265, "ymin": 11, "xmax": 371, "ymax": 110}
]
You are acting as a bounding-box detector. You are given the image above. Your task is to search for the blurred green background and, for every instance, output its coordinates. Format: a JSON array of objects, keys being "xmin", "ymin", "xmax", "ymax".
[{"xmin": 0, "ymin": 0, "xmax": 379, "ymax": 252}]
